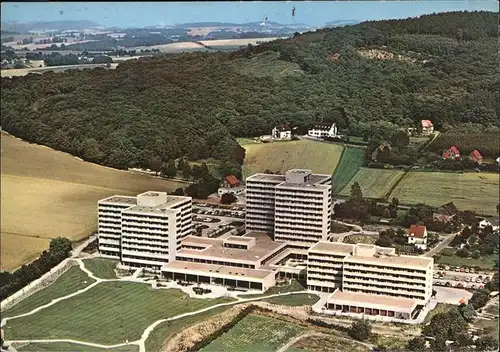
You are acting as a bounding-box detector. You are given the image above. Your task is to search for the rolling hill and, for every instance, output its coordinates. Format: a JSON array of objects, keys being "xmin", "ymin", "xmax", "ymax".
[{"xmin": 1, "ymin": 11, "xmax": 497, "ymax": 178}]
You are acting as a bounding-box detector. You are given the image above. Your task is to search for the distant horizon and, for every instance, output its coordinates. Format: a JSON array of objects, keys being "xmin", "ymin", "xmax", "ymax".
[{"xmin": 1, "ymin": 1, "xmax": 497, "ymax": 28}]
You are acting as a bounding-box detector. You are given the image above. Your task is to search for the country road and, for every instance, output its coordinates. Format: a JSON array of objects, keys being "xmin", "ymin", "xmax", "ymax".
[{"xmin": 423, "ymin": 232, "xmax": 457, "ymax": 258}]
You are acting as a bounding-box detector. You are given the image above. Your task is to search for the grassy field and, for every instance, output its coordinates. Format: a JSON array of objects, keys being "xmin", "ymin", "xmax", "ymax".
[
  {"xmin": 0, "ymin": 133, "xmax": 185, "ymax": 271},
  {"xmin": 339, "ymin": 168, "xmax": 405, "ymax": 199},
  {"xmin": 264, "ymin": 293, "xmax": 320, "ymax": 307},
  {"xmin": 83, "ymin": 258, "xmax": 118, "ymax": 279},
  {"xmin": 289, "ymin": 334, "xmax": 370, "ymax": 352},
  {"xmin": 16, "ymin": 342, "xmax": 138, "ymax": 352},
  {"xmin": 389, "ymin": 171, "xmax": 499, "ymax": 215},
  {"xmin": 343, "ymin": 234, "xmax": 378, "ymax": 245},
  {"xmin": 201, "ymin": 314, "xmax": 306, "ymax": 352},
  {"xmin": 240, "ymin": 139, "xmax": 343, "ymax": 179},
  {"xmin": 145, "ymin": 306, "xmax": 230, "ymax": 352},
  {"xmin": 435, "ymin": 253, "xmax": 497, "ymax": 269},
  {"xmin": 4, "ymin": 282, "xmax": 233, "ymax": 344},
  {"xmin": 231, "ymin": 51, "xmax": 302, "ymax": 78},
  {"xmin": 331, "ymin": 147, "xmax": 366, "ymax": 195},
  {"xmin": 2, "ymin": 265, "xmax": 95, "ymax": 318}
]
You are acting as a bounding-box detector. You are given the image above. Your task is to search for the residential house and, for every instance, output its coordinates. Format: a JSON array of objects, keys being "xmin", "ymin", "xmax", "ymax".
[
  {"xmin": 433, "ymin": 202, "xmax": 459, "ymax": 223},
  {"xmin": 272, "ymin": 124, "xmax": 292, "ymax": 140},
  {"xmin": 442, "ymin": 146, "xmax": 460, "ymax": 160},
  {"xmin": 421, "ymin": 120, "xmax": 434, "ymax": 135},
  {"xmin": 218, "ymin": 175, "xmax": 245, "ymax": 197},
  {"xmin": 407, "ymin": 225, "xmax": 428, "ymax": 250},
  {"xmin": 478, "ymin": 217, "xmax": 499, "ymax": 232},
  {"xmin": 470, "ymin": 150, "xmax": 483, "ymax": 165},
  {"xmin": 371, "ymin": 142, "xmax": 392, "ymax": 162},
  {"xmin": 307, "ymin": 122, "xmax": 338, "ymax": 139},
  {"xmin": 496, "ymin": 156, "xmax": 500, "ymax": 165}
]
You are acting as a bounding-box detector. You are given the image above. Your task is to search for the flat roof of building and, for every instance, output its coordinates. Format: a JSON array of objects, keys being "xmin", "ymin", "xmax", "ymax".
[
  {"xmin": 309, "ymin": 242, "xmax": 354, "ymax": 255},
  {"xmin": 246, "ymin": 173, "xmax": 286, "ymax": 183},
  {"xmin": 122, "ymin": 195, "xmax": 189, "ymax": 215},
  {"xmin": 162, "ymin": 260, "xmax": 275, "ymax": 280},
  {"xmin": 328, "ymin": 290, "xmax": 418, "ymax": 312},
  {"xmin": 178, "ymin": 231, "xmax": 285, "ymax": 263},
  {"xmin": 99, "ymin": 195, "xmax": 137, "ymax": 205},
  {"xmin": 345, "ymin": 254, "xmax": 433, "ymax": 269},
  {"xmin": 225, "ymin": 236, "xmax": 255, "ymax": 244}
]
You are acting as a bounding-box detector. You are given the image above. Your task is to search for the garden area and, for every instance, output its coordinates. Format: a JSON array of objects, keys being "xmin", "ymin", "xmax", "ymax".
[{"xmin": 82, "ymin": 257, "xmax": 118, "ymax": 279}]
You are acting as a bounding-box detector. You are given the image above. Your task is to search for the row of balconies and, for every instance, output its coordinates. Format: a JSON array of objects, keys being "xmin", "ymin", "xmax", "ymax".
[
  {"xmin": 344, "ymin": 263, "xmax": 428, "ymax": 277},
  {"xmin": 344, "ymin": 269, "xmax": 427, "ymax": 283},
  {"xmin": 343, "ymin": 281, "xmax": 426, "ymax": 295},
  {"xmin": 343, "ymin": 275, "xmax": 426, "ymax": 289}
]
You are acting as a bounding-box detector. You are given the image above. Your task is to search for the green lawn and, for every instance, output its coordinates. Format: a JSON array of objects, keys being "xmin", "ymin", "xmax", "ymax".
[
  {"xmin": 4, "ymin": 282, "xmax": 234, "ymax": 345},
  {"xmin": 145, "ymin": 306, "xmax": 230, "ymax": 352},
  {"xmin": 201, "ymin": 314, "xmax": 306, "ymax": 352},
  {"xmin": 339, "ymin": 168, "xmax": 405, "ymax": 199},
  {"xmin": 435, "ymin": 253, "xmax": 498, "ymax": 270},
  {"xmin": 264, "ymin": 293, "xmax": 320, "ymax": 307},
  {"xmin": 238, "ymin": 280, "xmax": 306, "ymax": 299},
  {"xmin": 390, "ymin": 171, "xmax": 499, "ymax": 215},
  {"xmin": 331, "ymin": 147, "xmax": 365, "ymax": 195},
  {"xmin": 83, "ymin": 257, "xmax": 118, "ymax": 279},
  {"xmin": 16, "ymin": 342, "xmax": 138, "ymax": 352},
  {"xmin": 2, "ymin": 265, "xmax": 95, "ymax": 318},
  {"xmin": 423, "ymin": 303, "xmax": 456, "ymax": 324}
]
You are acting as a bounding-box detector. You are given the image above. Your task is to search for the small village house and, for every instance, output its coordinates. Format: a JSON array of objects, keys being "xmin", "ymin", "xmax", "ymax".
[
  {"xmin": 470, "ymin": 149, "xmax": 483, "ymax": 165},
  {"xmin": 272, "ymin": 124, "xmax": 292, "ymax": 140},
  {"xmin": 421, "ymin": 120, "xmax": 434, "ymax": 135},
  {"xmin": 479, "ymin": 217, "xmax": 499, "ymax": 232},
  {"xmin": 433, "ymin": 202, "xmax": 459, "ymax": 223},
  {"xmin": 307, "ymin": 122, "xmax": 338, "ymax": 139},
  {"xmin": 407, "ymin": 225, "xmax": 428, "ymax": 250},
  {"xmin": 442, "ymin": 146, "xmax": 460, "ymax": 160},
  {"xmin": 371, "ymin": 141, "xmax": 392, "ymax": 162},
  {"xmin": 218, "ymin": 175, "xmax": 245, "ymax": 197}
]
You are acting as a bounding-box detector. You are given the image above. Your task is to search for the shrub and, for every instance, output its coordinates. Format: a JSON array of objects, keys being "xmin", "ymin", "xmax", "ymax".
[
  {"xmin": 456, "ymin": 248, "xmax": 470, "ymax": 258},
  {"xmin": 220, "ymin": 193, "xmax": 238, "ymax": 205},
  {"xmin": 347, "ymin": 319, "xmax": 372, "ymax": 341}
]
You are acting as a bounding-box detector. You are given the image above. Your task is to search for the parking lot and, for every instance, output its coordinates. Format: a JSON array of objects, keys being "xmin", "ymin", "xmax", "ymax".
[
  {"xmin": 192, "ymin": 203, "xmax": 245, "ymax": 237},
  {"xmin": 433, "ymin": 265, "xmax": 494, "ymax": 290}
]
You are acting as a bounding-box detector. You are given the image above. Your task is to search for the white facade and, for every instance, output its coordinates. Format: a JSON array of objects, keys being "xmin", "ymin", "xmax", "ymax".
[
  {"xmin": 98, "ymin": 192, "xmax": 192, "ymax": 270},
  {"xmin": 307, "ymin": 123, "xmax": 338, "ymax": 138},
  {"xmin": 217, "ymin": 186, "xmax": 245, "ymax": 197},
  {"xmin": 307, "ymin": 242, "xmax": 434, "ymax": 305},
  {"xmin": 272, "ymin": 127, "xmax": 292, "ymax": 140},
  {"xmin": 246, "ymin": 170, "xmax": 332, "ymax": 248}
]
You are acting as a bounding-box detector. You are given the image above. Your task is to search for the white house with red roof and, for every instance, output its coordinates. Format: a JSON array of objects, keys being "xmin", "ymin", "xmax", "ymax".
[
  {"xmin": 272, "ymin": 124, "xmax": 292, "ymax": 140},
  {"xmin": 442, "ymin": 146, "xmax": 460, "ymax": 160},
  {"xmin": 421, "ymin": 120, "xmax": 434, "ymax": 135},
  {"xmin": 218, "ymin": 175, "xmax": 245, "ymax": 197},
  {"xmin": 407, "ymin": 225, "xmax": 428, "ymax": 250},
  {"xmin": 470, "ymin": 149, "xmax": 483, "ymax": 165}
]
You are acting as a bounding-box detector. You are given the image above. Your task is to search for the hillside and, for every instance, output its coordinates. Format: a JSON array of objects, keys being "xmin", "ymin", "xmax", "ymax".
[{"xmin": 1, "ymin": 11, "xmax": 497, "ymax": 177}]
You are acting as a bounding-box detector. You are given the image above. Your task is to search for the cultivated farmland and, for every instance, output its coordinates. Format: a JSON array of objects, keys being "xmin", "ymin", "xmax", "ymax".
[
  {"xmin": 16, "ymin": 342, "xmax": 138, "ymax": 352},
  {"xmin": 241, "ymin": 139, "xmax": 343, "ymax": 179},
  {"xmin": 389, "ymin": 171, "xmax": 499, "ymax": 215},
  {"xmin": 0, "ymin": 133, "xmax": 185, "ymax": 271},
  {"xmin": 4, "ymin": 281, "xmax": 233, "ymax": 345},
  {"xmin": 339, "ymin": 168, "xmax": 406, "ymax": 199},
  {"xmin": 289, "ymin": 334, "xmax": 370, "ymax": 352},
  {"xmin": 201, "ymin": 314, "xmax": 305, "ymax": 352},
  {"xmin": 331, "ymin": 147, "xmax": 365, "ymax": 194}
]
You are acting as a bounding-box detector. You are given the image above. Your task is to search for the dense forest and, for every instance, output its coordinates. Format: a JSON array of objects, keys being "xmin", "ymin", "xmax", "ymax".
[{"xmin": 1, "ymin": 11, "xmax": 498, "ymax": 175}]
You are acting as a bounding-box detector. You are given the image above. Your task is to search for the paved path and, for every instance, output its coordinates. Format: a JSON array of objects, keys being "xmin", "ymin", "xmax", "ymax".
[
  {"xmin": 423, "ymin": 232, "xmax": 457, "ymax": 258},
  {"xmin": 276, "ymin": 332, "xmax": 373, "ymax": 352}
]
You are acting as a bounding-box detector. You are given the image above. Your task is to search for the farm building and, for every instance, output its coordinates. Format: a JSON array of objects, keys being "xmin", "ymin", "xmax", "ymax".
[
  {"xmin": 421, "ymin": 120, "xmax": 434, "ymax": 135},
  {"xmin": 433, "ymin": 202, "xmax": 459, "ymax": 223},
  {"xmin": 371, "ymin": 141, "xmax": 392, "ymax": 161},
  {"xmin": 407, "ymin": 225, "xmax": 428, "ymax": 250},
  {"xmin": 307, "ymin": 122, "xmax": 338, "ymax": 139},
  {"xmin": 470, "ymin": 149, "xmax": 483, "ymax": 164},
  {"xmin": 442, "ymin": 146, "xmax": 460, "ymax": 160},
  {"xmin": 271, "ymin": 124, "xmax": 292, "ymax": 140},
  {"xmin": 479, "ymin": 217, "xmax": 499, "ymax": 232},
  {"xmin": 218, "ymin": 175, "xmax": 245, "ymax": 196}
]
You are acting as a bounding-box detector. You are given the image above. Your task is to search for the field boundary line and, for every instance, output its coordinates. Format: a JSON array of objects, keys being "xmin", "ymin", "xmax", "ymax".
[
  {"xmin": 384, "ymin": 169, "xmax": 410, "ymax": 200},
  {"xmin": 8, "ymin": 339, "xmax": 137, "ymax": 350}
]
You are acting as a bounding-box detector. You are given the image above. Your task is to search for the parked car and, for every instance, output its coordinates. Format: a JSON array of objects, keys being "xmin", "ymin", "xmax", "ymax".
[
  {"xmin": 434, "ymin": 274, "xmax": 439, "ymax": 279},
  {"xmin": 460, "ymin": 268, "xmax": 465, "ymax": 272},
  {"xmin": 445, "ymin": 266, "xmax": 450, "ymax": 271},
  {"xmin": 445, "ymin": 282, "xmax": 452, "ymax": 287},
  {"xmin": 465, "ymin": 268, "xmax": 470, "ymax": 273},
  {"xmin": 465, "ymin": 277, "xmax": 471, "ymax": 282},
  {"xmin": 457, "ymin": 283, "xmax": 464, "ymax": 288},
  {"xmin": 476, "ymin": 278, "xmax": 483, "ymax": 283}
]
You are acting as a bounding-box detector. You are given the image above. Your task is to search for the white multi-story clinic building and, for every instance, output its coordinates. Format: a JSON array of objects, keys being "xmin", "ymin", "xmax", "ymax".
[
  {"xmin": 245, "ymin": 169, "xmax": 332, "ymax": 248},
  {"xmin": 98, "ymin": 191, "xmax": 192, "ymax": 270}
]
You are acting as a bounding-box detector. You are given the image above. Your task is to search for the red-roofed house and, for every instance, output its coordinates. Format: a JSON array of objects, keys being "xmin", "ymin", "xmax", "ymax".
[
  {"xmin": 218, "ymin": 175, "xmax": 245, "ymax": 197},
  {"xmin": 470, "ymin": 149, "xmax": 483, "ymax": 165},
  {"xmin": 442, "ymin": 146, "xmax": 460, "ymax": 160},
  {"xmin": 421, "ymin": 120, "xmax": 434, "ymax": 135},
  {"xmin": 407, "ymin": 225, "xmax": 428, "ymax": 250}
]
